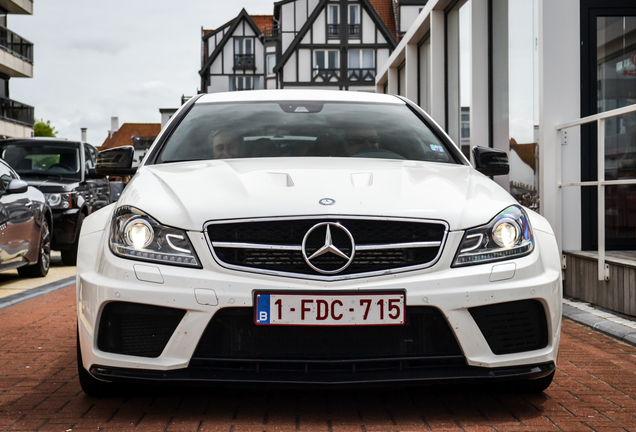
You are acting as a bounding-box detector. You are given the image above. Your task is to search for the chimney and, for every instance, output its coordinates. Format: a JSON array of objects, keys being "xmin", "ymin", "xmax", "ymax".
[
  {"xmin": 81, "ymin": 128, "xmax": 87, "ymax": 143},
  {"xmin": 110, "ymin": 116, "xmax": 119, "ymax": 138}
]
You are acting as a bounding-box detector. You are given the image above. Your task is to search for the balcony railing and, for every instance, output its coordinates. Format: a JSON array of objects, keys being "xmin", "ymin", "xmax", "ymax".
[
  {"xmin": 327, "ymin": 24, "xmax": 339, "ymax": 37},
  {"xmin": 348, "ymin": 68, "xmax": 375, "ymax": 81},
  {"xmin": 0, "ymin": 26, "xmax": 33, "ymax": 63},
  {"xmin": 0, "ymin": 96, "xmax": 34, "ymax": 127},
  {"xmin": 263, "ymin": 26, "xmax": 279, "ymax": 42},
  {"xmin": 349, "ymin": 24, "xmax": 361, "ymax": 36},
  {"xmin": 234, "ymin": 54, "xmax": 255, "ymax": 69},
  {"xmin": 556, "ymin": 103, "xmax": 636, "ymax": 281},
  {"xmin": 313, "ymin": 68, "xmax": 339, "ymax": 82}
]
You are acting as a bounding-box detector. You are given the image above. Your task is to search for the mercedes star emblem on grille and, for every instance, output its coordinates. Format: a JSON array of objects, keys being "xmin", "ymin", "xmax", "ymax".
[
  {"xmin": 319, "ymin": 198, "xmax": 336, "ymax": 206},
  {"xmin": 302, "ymin": 222, "xmax": 355, "ymax": 274}
]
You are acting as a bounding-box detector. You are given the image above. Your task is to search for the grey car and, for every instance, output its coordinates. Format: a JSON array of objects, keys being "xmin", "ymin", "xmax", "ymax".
[{"xmin": 0, "ymin": 158, "xmax": 52, "ymax": 277}]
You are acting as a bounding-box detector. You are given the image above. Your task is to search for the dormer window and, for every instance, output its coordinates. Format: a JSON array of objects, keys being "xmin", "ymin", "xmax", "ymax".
[
  {"xmin": 349, "ymin": 5, "xmax": 360, "ymax": 37},
  {"xmin": 328, "ymin": 4, "xmax": 339, "ymax": 37}
]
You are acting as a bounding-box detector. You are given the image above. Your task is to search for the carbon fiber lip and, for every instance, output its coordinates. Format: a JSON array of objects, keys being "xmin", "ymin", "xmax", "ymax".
[{"xmin": 89, "ymin": 361, "xmax": 555, "ymax": 386}]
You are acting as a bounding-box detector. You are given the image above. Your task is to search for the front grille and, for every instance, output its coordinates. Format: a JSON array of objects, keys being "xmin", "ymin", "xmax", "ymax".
[
  {"xmin": 207, "ymin": 217, "xmax": 447, "ymax": 279},
  {"xmin": 97, "ymin": 302, "xmax": 186, "ymax": 358},
  {"xmin": 469, "ymin": 300, "xmax": 548, "ymax": 355},
  {"xmin": 192, "ymin": 306, "xmax": 462, "ymax": 360}
]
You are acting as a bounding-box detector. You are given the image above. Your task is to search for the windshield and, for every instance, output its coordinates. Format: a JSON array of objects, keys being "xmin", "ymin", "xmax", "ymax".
[
  {"xmin": 0, "ymin": 142, "xmax": 81, "ymax": 181},
  {"xmin": 157, "ymin": 101, "xmax": 460, "ymax": 164}
]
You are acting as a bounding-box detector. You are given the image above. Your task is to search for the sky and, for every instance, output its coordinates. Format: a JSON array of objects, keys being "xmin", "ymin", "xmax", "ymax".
[{"xmin": 9, "ymin": 0, "xmax": 273, "ymax": 145}]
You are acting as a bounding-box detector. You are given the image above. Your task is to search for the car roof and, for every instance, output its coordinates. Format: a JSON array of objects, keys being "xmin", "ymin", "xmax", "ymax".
[
  {"xmin": 196, "ymin": 89, "xmax": 404, "ymax": 105},
  {"xmin": 0, "ymin": 138, "xmax": 81, "ymax": 145}
]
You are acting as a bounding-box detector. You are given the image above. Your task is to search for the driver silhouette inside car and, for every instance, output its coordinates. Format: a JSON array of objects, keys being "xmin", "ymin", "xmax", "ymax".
[
  {"xmin": 344, "ymin": 126, "xmax": 380, "ymax": 156},
  {"xmin": 210, "ymin": 129, "xmax": 246, "ymax": 159}
]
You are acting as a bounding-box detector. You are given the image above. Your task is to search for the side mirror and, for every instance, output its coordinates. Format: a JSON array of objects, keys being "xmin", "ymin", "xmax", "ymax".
[
  {"xmin": 95, "ymin": 146, "xmax": 137, "ymax": 176},
  {"xmin": 86, "ymin": 168, "xmax": 105, "ymax": 179},
  {"xmin": 5, "ymin": 179, "xmax": 28, "ymax": 195},
  {"xmin": 472, "ymin": 146, "xmax": 510, "ymax": 176}
]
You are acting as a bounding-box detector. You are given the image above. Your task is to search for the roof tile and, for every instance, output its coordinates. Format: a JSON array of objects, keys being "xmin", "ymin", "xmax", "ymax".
[
  {"xmin": 250, "ymin": 15, "xmax": 273, "ymax": 34},
  {"xmin": 369, "ymin": 0, "xmax": 397, "ymax": 40},
  {"xmin": 100, "ymin": 123, "xmax": 161, "ymax": 151}
]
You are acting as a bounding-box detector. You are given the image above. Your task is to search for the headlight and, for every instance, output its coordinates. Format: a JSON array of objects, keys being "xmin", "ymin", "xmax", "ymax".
[
  {"xmin": 45, "ymin": 192, "xmax": 74, "ymax": 209},
  {"xmin": 453, "ymin": 206, "xmax": 534, "ymax": 267},
  {"xmin": 109, "ymin": 206, "xmax": 201, "ymax": 268}
]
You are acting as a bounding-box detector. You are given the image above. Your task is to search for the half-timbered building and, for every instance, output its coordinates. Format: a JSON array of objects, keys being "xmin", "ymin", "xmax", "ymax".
[
  {"xmin": 200, "ymin": 10, "xmax": 272, "ymax": 93},
  {"xmin": 200, "ymin": 0, "xmax": 398, "ymax": 93}
]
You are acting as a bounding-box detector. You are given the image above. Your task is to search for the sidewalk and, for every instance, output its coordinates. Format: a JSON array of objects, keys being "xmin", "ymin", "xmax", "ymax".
[
  {"xmin": 0, "ymin": 252, "xmax": 75, "ymax": 309},
  {"xmin": 563, "ymin": 297, "xmax": 636, "ymax": 346}
]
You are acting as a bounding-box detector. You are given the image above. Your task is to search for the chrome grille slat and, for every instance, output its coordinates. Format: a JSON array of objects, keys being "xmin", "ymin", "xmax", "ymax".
[{"xmin": 205, "ymin": 216, "xmax": 448, "ymax": 281}]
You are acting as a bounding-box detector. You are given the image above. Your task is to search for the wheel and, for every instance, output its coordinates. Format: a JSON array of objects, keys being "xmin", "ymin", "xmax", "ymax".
[
  {"xmin": 61, "ymin": 213, "xmax": 85, "ymax": 266},
  {"xmin": 18, "ymin": 219, "xmax": 51, "ymax": 278},
  {"xmin": 77, "ymin": 330, "xmax": 116, "ymax": 397},
  {"xmin": 510, "ymin": 371, "xmax": 555, "ymax": 393}
]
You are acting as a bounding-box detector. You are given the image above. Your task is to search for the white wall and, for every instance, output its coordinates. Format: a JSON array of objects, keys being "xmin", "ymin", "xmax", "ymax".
[
  {"xmin": 400, "ymin": 6, "xmax": 423, "ymax": 34},
  {"xmin": 539, "ymin": 0, "xmax": 581, "ymax": 251},
  {"xmin": 362, "ymin": 9, "xmax": 375, "ymax": 44},
  {"xmin": 299, "ymin": 49, "xmax": 312, "ymax": 82}
]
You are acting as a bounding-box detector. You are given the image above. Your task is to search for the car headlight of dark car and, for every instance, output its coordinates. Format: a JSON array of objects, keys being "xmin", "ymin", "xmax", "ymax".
[
  {"xmin": 45, "ymin": 192, "xmax": 76, "ymax": 209},
  {"xmin": 453, "ymin": 205, "xmax": 534, "ymax": 267},
  {"xmin": 109, "ymin": 206, "xmax": 201, "ymax": 268}
]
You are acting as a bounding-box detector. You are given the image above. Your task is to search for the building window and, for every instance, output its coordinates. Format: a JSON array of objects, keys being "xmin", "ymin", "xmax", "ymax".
[
  {"xmin": 267, "ymin": 55, "xmax": 276, "ymax": 75},
  {"xmin": 348, "ymin": 49, "xmax": 374, "ymax": 81},
  {"xmin": 234, "ymin": 38, "xmax": 255, "ymax": 69},
  {"xmin": 349, "ymin": 5, "xmax": 360, "ymax": 37},
  {"xmin": 328, "ymin": 4, "xmax": 339, "ymax": 37},
  {"xmin": 230, "ymin": 76, "xmax": 254, "ymax": 91},
  {"xmin": 314, "ymin": 50, "xmax": 339, "ymax": 81}
]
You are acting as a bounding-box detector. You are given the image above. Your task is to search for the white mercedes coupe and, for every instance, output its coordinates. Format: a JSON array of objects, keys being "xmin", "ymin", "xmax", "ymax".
[{"xmin": 76, "ymin": 90, "xmax": 562, "ymax": 396}]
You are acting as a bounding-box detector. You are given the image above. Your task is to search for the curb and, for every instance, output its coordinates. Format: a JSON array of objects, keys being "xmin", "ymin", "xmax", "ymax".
[
  {"xmin": 563, "ymin": 303, "xmax": 636, "ymax": 347},
  {"xmin": 0, "ymin": 276, "xmax": 75, "ymax": 310}
]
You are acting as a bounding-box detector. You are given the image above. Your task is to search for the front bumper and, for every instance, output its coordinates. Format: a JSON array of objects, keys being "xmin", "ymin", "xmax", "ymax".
[{"xmin": 77, "ymin": 226, "xmax": 562, "ymax": 385}]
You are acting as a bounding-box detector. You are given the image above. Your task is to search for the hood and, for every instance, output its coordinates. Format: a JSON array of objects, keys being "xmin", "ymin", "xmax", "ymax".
[
  {"xmin": 20, "ymin": 176, "xmax": 80, "ymax": 193},
  {"xmin": 117, "ymin": 158, "xmax": 518, "ymax": 232}
]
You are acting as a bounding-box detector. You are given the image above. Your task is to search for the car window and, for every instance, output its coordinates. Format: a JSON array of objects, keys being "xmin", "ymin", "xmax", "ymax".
[
  {"xmin": 0, "ymin": 143, "xmax": 82, "ymax": 181},
  {"xmin": 156, "ymin": 102, "xmax": 460, "ymax": 164},
  {"xmin": 84, "ymin": 145, "xmax": 95, "ymax": 171},
  {"xmin": 0, "ymin": 161, "xmax": 15, "ymax": 191}
]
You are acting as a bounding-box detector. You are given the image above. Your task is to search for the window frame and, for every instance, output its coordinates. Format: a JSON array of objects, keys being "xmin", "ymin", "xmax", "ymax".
[
  {"xmin": 348, "ymin": 4, "xmax": 361, "ymax": 37},
  {"xmin": 327, "ymin": 4, "xmax": 340, "ymax": 38}
]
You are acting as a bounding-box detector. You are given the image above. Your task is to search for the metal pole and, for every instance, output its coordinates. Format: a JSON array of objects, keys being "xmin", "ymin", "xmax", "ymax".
[{"xmin": 598, "ymin": 118, "xmax": 605, "ymax": 281}]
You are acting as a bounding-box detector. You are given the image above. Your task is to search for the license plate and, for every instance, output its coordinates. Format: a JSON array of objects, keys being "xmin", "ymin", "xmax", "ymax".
[{"xmin": 254, "ymin": 292, "xmax": 405, "ymax": 326}]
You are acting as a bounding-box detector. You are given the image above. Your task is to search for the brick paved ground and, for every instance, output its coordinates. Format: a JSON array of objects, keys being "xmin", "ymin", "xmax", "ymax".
[{"xmin": 2, "ymin": 287, "xmax": 636, "ymax": 431}]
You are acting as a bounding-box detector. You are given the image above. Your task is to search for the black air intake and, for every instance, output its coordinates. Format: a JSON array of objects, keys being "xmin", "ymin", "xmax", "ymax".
[
  {"xmin": 97, "ymin": 302, "xmax": 186, "ymax": 358},
  {"xmin": 193, "ymin": 306, "xmax": 462, "ymax": 360},
  {"xmin": 469, "ymin": 299, "xmax": 548, "ymax": 355}
]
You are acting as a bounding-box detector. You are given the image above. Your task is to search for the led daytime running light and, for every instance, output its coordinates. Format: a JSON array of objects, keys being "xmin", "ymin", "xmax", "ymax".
[{"xmin": 453, "ymin": 206, "xmax": 534, "ymax": 267}]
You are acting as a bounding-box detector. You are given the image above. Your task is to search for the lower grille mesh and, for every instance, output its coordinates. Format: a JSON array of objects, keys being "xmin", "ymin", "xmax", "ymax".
[
  {"xmin": 192, "ymin": 306, "xmax": 462, "ymax": 360},
  {"xmin": 97, "ymin": 302, "xmax": 185, "ymax": 358},
  {"xmin": 469, "ymin": 300, "xmax": 548, "ymax": 355}
]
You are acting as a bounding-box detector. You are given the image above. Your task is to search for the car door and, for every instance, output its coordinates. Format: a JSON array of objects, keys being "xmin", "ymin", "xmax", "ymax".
[{"xmin": 0, "ymin": 161, "xmax": 35, "ymax": 263}]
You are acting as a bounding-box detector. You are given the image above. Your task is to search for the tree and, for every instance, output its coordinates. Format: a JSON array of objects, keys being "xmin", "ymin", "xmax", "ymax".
[{"xmin": 34, "ymin": 119, "xmax": 57, "ymax": 137}]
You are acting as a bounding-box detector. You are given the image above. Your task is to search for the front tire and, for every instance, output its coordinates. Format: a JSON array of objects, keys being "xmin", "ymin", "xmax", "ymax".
[
  {"xmin": 77, "ymin": 330, "xmax": 116, "ymax": 397},
  {"xmin": 62, "ymin": 213, "xmax": 85, "ymax": 266},
  {"xmin": 18, "ymin": 219, "xmax": 51, "ymax": 278}
]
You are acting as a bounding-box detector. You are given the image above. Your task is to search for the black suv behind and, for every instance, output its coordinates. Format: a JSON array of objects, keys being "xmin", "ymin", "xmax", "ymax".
[{"xmin": 0, "ymin": 138, "xmax": 112, "ymax": 265}]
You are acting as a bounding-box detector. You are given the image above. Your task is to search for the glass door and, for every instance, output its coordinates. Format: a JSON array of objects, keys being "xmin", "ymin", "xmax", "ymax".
[{"xmin": 582, "ymin": 4, "xmax": 636, "ymax": 250}]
